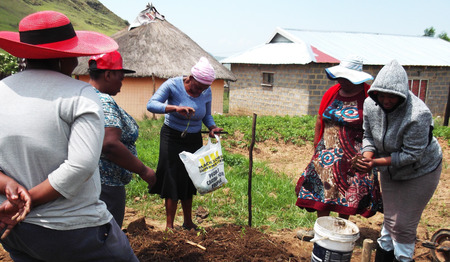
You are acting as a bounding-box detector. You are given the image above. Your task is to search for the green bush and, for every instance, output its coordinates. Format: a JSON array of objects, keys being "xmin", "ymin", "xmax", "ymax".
[
  {"xmin": 0, "ymin": 53, "xmax": 19, "ymax": 78},
  {"xmin": 434, "ymin": 118, "xmax": 450, "ymax": 144},
  {"xmin": 212, "ymin": 114, "xmax": 316, "ymax": 146}
]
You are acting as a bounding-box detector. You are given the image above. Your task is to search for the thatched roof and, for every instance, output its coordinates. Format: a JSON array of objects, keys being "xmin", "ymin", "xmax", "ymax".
[{"xmin": 73, "ymin": 19, "xmax": 236, "ymax": 81}]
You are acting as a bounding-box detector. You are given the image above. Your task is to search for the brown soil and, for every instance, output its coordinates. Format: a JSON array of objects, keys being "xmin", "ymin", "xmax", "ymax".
[{"xmin": 0, "ymin": 139, "xmax": 448, "ymax": 261}]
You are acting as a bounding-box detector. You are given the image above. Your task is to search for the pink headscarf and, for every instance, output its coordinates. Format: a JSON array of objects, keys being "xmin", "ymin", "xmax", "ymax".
[{"xmin": 191, "ymin": 57, "xmax": 215, "ymax": 85}]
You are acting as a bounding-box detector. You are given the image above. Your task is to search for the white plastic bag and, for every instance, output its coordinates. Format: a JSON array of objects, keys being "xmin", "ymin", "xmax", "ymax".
[{"xmin": 179, "ymin": 135, "xmax": 227, "ymax": 194}]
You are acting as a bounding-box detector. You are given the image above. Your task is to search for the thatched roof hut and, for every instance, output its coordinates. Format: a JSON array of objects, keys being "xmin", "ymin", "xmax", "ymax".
[
  {"xmin": 73, "ymin": 18, "xmax": 236, "ymax": 80},
  {"xmin": 73, "ymin": 7, "xmax": 235, "ymax": 119}
]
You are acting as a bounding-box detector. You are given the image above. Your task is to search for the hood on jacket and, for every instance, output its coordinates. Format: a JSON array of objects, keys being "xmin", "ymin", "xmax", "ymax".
[{"xmin": 368, "ymin": 60, "xmax": 408, "ymax": 111}]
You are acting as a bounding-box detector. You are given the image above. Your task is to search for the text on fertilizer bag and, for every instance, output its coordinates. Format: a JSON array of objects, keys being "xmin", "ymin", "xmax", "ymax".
[
  {"xmin": 198, "ymin": 151, "xmax": 223, "ymax": 173},
  {"xmin": 205, "ymin": 168, "xmax": 225, "ymax": 188}
]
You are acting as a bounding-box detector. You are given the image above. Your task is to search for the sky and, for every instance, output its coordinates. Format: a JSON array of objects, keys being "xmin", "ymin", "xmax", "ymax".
[{"xmin": 98, "ymin": 0, "xmax": 450, "ymax": 58}]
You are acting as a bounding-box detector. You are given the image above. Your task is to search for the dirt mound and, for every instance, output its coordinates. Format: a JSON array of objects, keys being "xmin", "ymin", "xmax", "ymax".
[
  {"xmin": 127, "ymin": 218, "xmax": 304, "ymax": 261},
  {"xmin": 0, "ymin": 217, "xmax": 439, "ymax": 261},
  {"xmin": 124, "ymin": 215, "xmax": 442, "ymax": 261}
]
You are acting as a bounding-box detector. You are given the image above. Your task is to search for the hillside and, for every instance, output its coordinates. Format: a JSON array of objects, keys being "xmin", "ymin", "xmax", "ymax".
[{"xmin": 0, "ymin": 0, "xmax": 128, "ymax": 36}]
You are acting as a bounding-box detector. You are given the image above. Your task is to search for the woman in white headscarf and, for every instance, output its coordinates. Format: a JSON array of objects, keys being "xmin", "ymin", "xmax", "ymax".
[{"xmin": 147, "ymin": 57, "xmax": 223, "ymax": 230}]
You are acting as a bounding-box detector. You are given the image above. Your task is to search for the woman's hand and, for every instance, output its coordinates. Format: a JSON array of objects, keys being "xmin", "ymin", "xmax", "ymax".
[
  {"xmin": 175, "ymin": 106, "xmax": 195, "ymax": 118},
  {"xmin": 5, "ymin": 181, "xmax": 31, "ymax": 218},
  {"xmin": 208, "ymin": 126, "xmax": 224, "ymax": 138},
  {"xmin": 139, "ymin": 166, "xmax": 157, "ymax": 190},
  {"xmin": 352, "ymin": 155, "xmax": 374, "ymax": 173},
  {"xmin": 0, "ymin": 181, "xmax": 32, "ymax": 239},
  {"xmin": 313, "ymin": 117, "xmax": 322, "ymax": 148}
]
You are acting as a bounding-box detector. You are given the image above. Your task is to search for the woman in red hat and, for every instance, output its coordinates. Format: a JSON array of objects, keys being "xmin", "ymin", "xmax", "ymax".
[
  {"xmin": 88, "ymin": 50, "xmax": 156, "ymax": 229},
  {"xmin": 0, "ymin": 11, "xmax": 139, "ymax": 261}
]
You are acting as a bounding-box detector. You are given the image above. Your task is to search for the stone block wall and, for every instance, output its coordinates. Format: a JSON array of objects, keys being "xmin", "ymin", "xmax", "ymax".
[
  {"xmin": 229, "ymin": 63, "xmax": 330, "ymax": 116},
  {"xmin": 228, "ymin": 63, "xmax": 449, "ymax": 117},
  {"xmin": 403, "ymin": 66, "xmax": 450, "ymax": 116}
]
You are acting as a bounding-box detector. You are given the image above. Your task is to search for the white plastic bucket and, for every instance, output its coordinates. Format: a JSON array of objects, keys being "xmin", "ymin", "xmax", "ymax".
[{"xmin": 310, "ymin": 216, "xmax": 360, "ymax": 262}]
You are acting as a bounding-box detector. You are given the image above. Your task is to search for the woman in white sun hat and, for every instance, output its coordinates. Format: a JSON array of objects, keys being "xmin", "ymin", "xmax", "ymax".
[
  {"xmin": 0, "ymin": 11, "xmax": 138, "ymax": 261},
  {"xmin": 295, "ymin": 55, "xmax": 382, "ymax": 240}
]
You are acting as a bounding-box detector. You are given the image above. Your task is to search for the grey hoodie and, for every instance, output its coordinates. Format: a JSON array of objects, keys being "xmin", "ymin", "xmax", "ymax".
[{"xmin": 362, "ymin": 60, "xmax": 442, "ymax": 180}]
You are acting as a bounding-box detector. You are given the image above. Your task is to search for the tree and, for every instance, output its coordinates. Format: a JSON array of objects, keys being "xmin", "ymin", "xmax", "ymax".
[
  {"xmin": 438, "ymin": 32, "xmax": 450, "ymax": 42},
  {"xmin": 423, "ymin": 26, "xmax": 449, "ymax": 42},
  {"xmin": 424, "ymin": 27, "xmax": 436, "ymax": 37}
]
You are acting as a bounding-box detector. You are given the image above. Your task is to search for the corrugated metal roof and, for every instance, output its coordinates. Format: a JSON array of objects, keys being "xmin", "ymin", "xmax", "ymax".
[
  {"xmin": 221, "ymin": 28, "xmax": 450, "ymax": 66},
  {"xmin": 220, "ymin": 42, "xmax": 313, "ymax": 65}
]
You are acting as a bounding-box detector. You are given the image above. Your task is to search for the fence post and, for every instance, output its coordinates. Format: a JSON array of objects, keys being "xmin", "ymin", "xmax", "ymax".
[{"xmin": 248, "ymin": 113, "xmax": 257, "ymax": 227}]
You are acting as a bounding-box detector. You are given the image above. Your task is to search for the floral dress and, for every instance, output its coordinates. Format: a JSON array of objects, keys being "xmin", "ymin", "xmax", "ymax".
[
  {"xmin": 295, "ymin": 91, "xmax": 382, "ymax": 217},
  {"xmin": 95, "ymin": 88, "xmax": 139, "ymax": 186}
]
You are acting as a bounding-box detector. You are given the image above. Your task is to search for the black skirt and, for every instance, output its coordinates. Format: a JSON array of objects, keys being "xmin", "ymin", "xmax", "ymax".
[{"xmin": 149, "ymin": 124, "xmax": 202, "ymax": 200}]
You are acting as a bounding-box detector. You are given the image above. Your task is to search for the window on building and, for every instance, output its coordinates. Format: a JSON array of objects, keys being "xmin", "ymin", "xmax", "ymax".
[
  {"xmin": 408, "ymin": 79, "xmax": 428, "ymax": 101},
  {"xmin": 261, "ymin": 72, "xmax": 274, "ymax": 87}
]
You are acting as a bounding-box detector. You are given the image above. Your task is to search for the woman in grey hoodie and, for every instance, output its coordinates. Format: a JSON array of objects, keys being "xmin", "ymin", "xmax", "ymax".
[{"xmin": 354, "ymin": 60, "xmax": 442, "ymax": 262}]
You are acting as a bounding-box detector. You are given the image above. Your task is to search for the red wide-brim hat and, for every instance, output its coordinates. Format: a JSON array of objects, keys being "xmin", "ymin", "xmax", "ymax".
[{"xmin": 0, "ymin": 11, "xmax": 118, "ymax": 59}]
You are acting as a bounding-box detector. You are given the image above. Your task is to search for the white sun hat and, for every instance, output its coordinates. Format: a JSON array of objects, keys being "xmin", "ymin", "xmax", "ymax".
[{"xmin": 325, "ymin": 55, "xmax": 373, "ymax": 84}]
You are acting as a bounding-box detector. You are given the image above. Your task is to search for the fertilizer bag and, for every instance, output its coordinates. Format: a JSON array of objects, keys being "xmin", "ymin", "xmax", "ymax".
[{"xmin": 179, "ymin": 135, "xmax": 227, "ymax": 194}]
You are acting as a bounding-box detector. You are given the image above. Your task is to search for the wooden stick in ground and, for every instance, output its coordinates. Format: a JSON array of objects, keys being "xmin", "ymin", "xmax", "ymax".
[
  {"xmin": 361, "ymin": 238, "xmax": 374, "ymax": 262},
  {"xmin": 248, "ymin": 113, "xmax": 257, "ymax": 227},
  {"xmin": 186, "ymin": 240, "xmax": 206, "ymax": 251}
]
